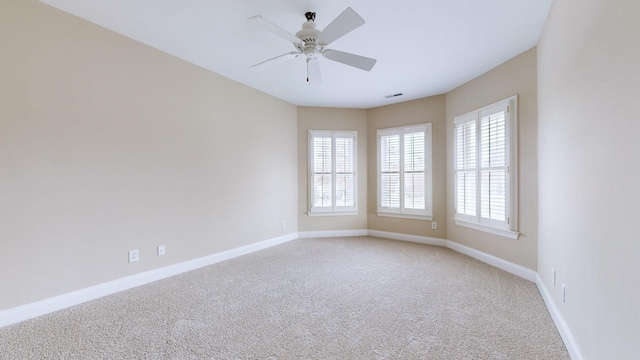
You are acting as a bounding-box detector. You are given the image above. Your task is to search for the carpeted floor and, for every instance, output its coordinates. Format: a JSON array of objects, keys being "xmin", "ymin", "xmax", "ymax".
[{"xmin": 0, "ymin": 237, "xmax": 570, "ymax": 359}]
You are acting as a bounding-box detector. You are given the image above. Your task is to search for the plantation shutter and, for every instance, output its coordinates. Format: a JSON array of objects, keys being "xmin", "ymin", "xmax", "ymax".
[
  {"xmin": 377, "ymin": 123, "xmax": 432, "ymax": 219},
  {"xmin": 455, "ymin": 115, "xmax": 478, "ymax": 219},
  {"xmin": 309, "ymin": 130, "xmax": 357, "ymax": 214},
  {"xmin": 453, "ymin": 97, "xmax": 515, "ymax": 236},
  {"xmin": 312, "ymin": 136, "xmax": 332, "ymax": 208},
  {"xmin": 404, "ymin": 131, "xmax": 426, "ymax": 209},
  {"xmin": 335, "ymin": 135, "xmax": 355, "ymax": 208},
  {"xmin": 380, "ymin": 134, "xmax": 400, "ymax": 208},
  {"xmin": 479, "ymin": 105, "xmax": 508, "ymax": 226}
]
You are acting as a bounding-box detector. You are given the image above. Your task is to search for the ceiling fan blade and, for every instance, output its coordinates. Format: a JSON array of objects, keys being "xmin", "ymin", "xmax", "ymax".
[
  {"xmin": 306, "ymin": 57, "xmax": 322, "ymax": 84},
  {"xmin": 323, "ymin": 49, "xmax": 376, "ymax": 71},
  {"xmin": 317, "ymin": 7, "xmax": 365, "ymax": 46},
  {"xmin": 250, "ymin": 52, "xmax": 300, "ymax": 69},
  {"xmin": 247, "ymin": 15, "xmax": 301, "ymax": 44}
]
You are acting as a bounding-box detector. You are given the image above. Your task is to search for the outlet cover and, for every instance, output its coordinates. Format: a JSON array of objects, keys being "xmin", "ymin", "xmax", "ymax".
[
  {"xmin": 128, "ymin": 249, "xmax": 139, "ymax": 263},
  {"xmin": 431, "ymin": 222, "xmax": 437, "ymax": 230},
  {"xmin": 158, "ymin": 245, "xmax": 165, "ymax": 256}
]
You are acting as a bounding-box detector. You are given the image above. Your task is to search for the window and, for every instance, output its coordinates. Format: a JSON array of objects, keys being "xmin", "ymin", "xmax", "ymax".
[
  {"xmin": 454, "ymin": 96, "xmax": 519, "ymax": 239},
  {"xmin": 376, "ymin": 123, "xmax": 432, "ymax": 220},
  {"xmin": 308, "ymin": 130, "xmax": 357, "ymax": 215}
]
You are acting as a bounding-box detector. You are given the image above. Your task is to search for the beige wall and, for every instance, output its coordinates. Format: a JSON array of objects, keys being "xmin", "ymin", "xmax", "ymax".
[
  {"xmin": 445, "ymin": 48, "xmax": 538, "ymax": 270},
  {"xmin": 367, "ymin": 96, "xmax": 447, "ymax": 239},
  {"xmin": 537, "ymin": 0, "xmax": 640, "ymax": 358},
  {"xmin": 297, "ymin": 107, "xmax": 368, "ymax": 232},
  {"xmin": 0, "ymin": 0, "xmax": 298, "ymax": 311}
]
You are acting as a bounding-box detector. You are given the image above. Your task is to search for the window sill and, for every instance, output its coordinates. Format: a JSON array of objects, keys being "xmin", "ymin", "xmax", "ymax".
[
  {"xmin": 454, "ymin": 219, "xmax": 520, "ymax": 240},
  {"xmin": 307, "ymin": 211, "xmax": 358, "ymax": 217},
  {"xmin": 376, "ymin": 212, "xmax": 433, "ymax": 221}
]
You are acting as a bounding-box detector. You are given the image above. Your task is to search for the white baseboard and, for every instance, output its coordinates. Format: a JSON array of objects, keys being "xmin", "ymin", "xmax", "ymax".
[
  {"xmin": 300, "ymin": 230, "xmax": 535, "ymax": 284},
  {"xmin": 366, "ymin": 230, "xmax": 535, "ymax": 282},
  {"xmin": 298, "ymin": 229, "xmax": 368, "ymax": 238},
  {"xmin": 0, "ymin": 232, "xmax": 299, "ymax": 329},
  {"xmin": 0, "ymin": 228, "xmax": 554, "ymax": 344},
  {"xmin": 444, "ymin": 240, "xmax": 537, "ymax": 282},
  {"xmin": 367, "ymin": 230, "xmax": 447, "ymax": 247},
  {"xmin": 536, "ymin": 275, "xmax": 583, "ymax": 360}
]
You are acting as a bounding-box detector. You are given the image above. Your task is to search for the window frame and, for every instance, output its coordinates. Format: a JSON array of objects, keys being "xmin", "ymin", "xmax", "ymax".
[
  {"xmin": 376, "ymin": 123, "xmax": 433, "ymax": 221},
  {"xmin": 307, "ymin": 130, "xmax": 358, "ymax": 216},
  {"xmin": 453, "ymin": 96, "xmax": 519, "ymax": 239}
]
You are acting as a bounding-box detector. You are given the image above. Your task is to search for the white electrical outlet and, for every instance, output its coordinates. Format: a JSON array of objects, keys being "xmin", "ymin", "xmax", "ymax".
[
  {"xmin": 128, "ymin": 249, "xmax": 139, "ymax": 263},
  {"xmin": 431, "ymin": 222, "xmax": 437, "ymax": 230},
  {"xmin": 158, "ymin": 245, "xmax": 165, "ymax": 256},
  {"xmin": 281, "ymin": 220, "xmax": 286, "ymax": 229},
  {"xmin": 562, "ymin": 284, "xmax": 566, "ymax": 303},
  {"xmin": 552, "ymin": 268, "xmax": 556, "ymax": 286}
]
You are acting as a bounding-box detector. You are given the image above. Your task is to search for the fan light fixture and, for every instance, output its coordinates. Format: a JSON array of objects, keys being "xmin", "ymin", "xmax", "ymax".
[{"xmin": 248, "ymin": 8, "xmax": 377, "ymax": 83}]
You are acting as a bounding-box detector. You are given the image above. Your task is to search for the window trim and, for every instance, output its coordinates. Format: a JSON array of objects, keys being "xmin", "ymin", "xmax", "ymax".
[
  {"xmin": 307, "ymin": 130, "xmax": 358, "ymax": 216},
  {"xmin": 454, "ymin": 218, "xmax": 519, "ymax": 240},
  {"xmin": 376, "ymin": 123, "xmax": 433, "ymax": 221},
  {"xmin": 453, "ymin": 96, "xmax": 519, "ymax": 239}
]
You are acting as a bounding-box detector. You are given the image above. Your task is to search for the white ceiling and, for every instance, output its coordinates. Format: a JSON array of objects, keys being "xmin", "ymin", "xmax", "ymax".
[{"xmin": 39, "ymin": 0, "xmax": 553, "ymax": 109}]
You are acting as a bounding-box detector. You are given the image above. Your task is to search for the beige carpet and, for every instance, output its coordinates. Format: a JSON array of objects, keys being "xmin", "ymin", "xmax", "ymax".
[{"xmin": 0, "ymin": 237, "xmax": 569, "ymax": 359}]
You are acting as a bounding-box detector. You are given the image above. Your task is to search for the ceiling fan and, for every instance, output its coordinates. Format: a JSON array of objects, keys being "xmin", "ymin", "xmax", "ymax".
[{"xmin": 248, "ymin": 7, "xmax": 377, "ymax": 83}]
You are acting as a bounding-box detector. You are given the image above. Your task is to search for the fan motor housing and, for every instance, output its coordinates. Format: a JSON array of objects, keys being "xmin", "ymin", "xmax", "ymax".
[{"xmin": 296, "ymin": 19, "xmax": 320, "ymax": 45}]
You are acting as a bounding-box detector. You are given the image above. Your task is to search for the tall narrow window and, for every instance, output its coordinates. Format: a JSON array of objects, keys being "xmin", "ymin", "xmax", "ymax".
[
  {"xmin": 454, "ymin": 96, "xmax": 518, "ymax": 239},
  {"xmin": 308, "ymin": 131, "xmax": 357, "ymax": 215},
  {"xmin": 377, "ymin": 124, "xmax": 432, "ymax": 220}
]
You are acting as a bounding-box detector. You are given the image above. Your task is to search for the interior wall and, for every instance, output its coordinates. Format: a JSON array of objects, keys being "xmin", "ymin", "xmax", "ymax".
[
  {"xmin": 445, "ymin": 48, "xmax": 538, "ymax": 270},
  {"xmin": 0, "ymin": 0, "xmax": 298, "ymax": 311},
  {"xmin": 537, "ymin": 0, "xmax": 640, "ymax": 358},
  {"xmin": 366, "ymin": 96, "xmax": 447, "ymax": 239},
  {"xmin": 297, "ymin": 107, "xmax": 368, "ymax": 232}
]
